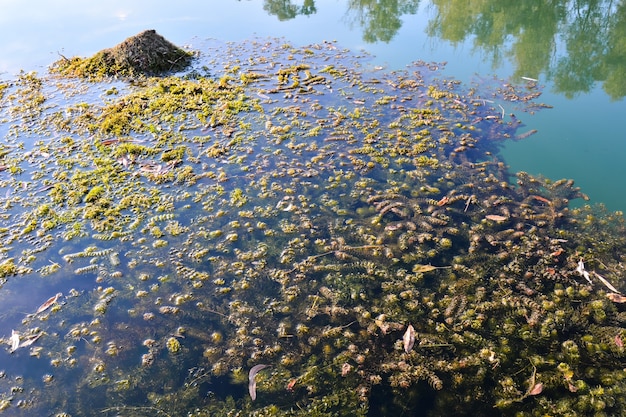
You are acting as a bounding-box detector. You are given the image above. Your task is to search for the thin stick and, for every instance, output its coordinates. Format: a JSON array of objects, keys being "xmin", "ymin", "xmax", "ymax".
[{"xmin": 498, "ymin": 104, "xmax": 505, "ymax": 119}]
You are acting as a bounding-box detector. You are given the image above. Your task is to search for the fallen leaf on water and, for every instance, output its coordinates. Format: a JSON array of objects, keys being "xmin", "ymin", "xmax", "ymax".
[
  {"xmin": 403, "ymin": 324, "xmax": 415, "ymax": 353},
  {"xmin": 249, "ymin": 364, "xmax": 270, "ymax": 401},
  {"xmin": 412, "ymin": 264, "xmax": 450, "ymax": 273},
  {"xmin": 528, "ymin": 382, "xmax": 543, "ymax": 396},
  {"xmin": 9, "ymin": 330, "xmax": 19, "ymax": 353},
  {"xmin": 594, "ymin": 272, "xmax": 621, "ymax": 294},
  {"xmin": 35, "ymin": 292, "xmax": 63, "ymax": 315},
  {"xmin": 576, "ymin": 259, "xmax": 593, "ymax": 285},
  {"xmin": 18, "ymin": 332, "xmax": 43, "ymax": 349},
  {"xmin": 607, "ymin": 293, "xmax": 626, "ymax": 303},
  {"xmin": 485, "ymin": 214, "xmax": 508, "ymax": 222}
]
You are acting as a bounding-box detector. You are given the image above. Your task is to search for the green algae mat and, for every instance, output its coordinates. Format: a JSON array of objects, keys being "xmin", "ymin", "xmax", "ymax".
[{"xmin": 0, "ymin": 32, "xmax": 625, "ymax": 416}]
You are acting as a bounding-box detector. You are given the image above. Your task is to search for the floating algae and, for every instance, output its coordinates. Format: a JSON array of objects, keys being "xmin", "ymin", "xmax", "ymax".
[{"xmin": 0, "ymin": 36, "xmax": 624, "ymax": 417}]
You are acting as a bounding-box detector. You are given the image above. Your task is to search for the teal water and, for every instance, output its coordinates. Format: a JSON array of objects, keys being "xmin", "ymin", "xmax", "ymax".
[
  {"xmin": 1, "ymin": 0, "xmax": 623, "ymax": 213},
  {"xmin": 0, "ymin": 2, "xmax": 625, "ymax": 416}
]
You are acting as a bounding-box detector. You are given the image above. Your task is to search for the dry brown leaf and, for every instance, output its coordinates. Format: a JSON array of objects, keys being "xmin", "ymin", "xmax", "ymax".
[
  {"xmin": 485, "ymin": 214, "xmax": 508, "ymax": 222},
  {"xmin": 594, "ymin": 272, "xmax": 621, "ymax": 294},
  {"xmin": 35, "ymin": 292, "xmax": 63, "ymax": 315},
  {"xmin": 412, "ymin": 264, "xmax": 450, "ymax": 273},
  {"xmin": 528, "ymin": 382, "xmax": 543, "ymax": 396},
  {"xmin": 413, "ymin": 264, "xmax": 438, "ymax": 273},
  {"xmin": 248, "ymin": 364, "xmax": 270, "ymax": 401},
  {"xmin": 607, "ymin": 292, "xmax": 626, "ymax": 303},
  {"xmin": 403, "ymin": 324, "xmax": 415, "ymax": 353}
]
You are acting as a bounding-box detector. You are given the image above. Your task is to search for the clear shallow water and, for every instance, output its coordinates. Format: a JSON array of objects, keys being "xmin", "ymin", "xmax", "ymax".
[
  {"xmin": 1, "ymin": 0, "xmax": 623, "ymax": 213},
  {"xmin": 0, "ymin": 39, "xmax": 556, "ymax": 415},
  {"xmin": 0, "ymin": 2, "xmax": 625, "ymax": 416}
]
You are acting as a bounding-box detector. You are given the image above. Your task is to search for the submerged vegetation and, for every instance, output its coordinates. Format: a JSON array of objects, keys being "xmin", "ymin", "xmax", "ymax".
[
  {"xmin": 0, "ymin": 34, "xmax": 624, "ymax": 416},
  {"xmin": 263, "ymin": 0, "xmax": 626, "ymax": 99}
]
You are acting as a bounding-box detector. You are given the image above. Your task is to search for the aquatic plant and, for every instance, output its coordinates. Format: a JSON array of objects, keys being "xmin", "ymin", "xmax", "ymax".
[
  {"xmin": 51, "ymin": 29, "xmax": 193, "ymax": 78},
  {"xmin": 0, "ymin": 35, "xmax": 623, "ymax": 417}
]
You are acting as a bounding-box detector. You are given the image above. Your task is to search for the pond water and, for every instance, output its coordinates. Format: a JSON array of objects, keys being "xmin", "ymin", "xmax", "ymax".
[
  {"xmin": 2, "ymin": 0, "xmax": 624, "ymax": 213},
  {"xmin": 0, "ymin": 1, "xmax": 625, "ymax": 416}
]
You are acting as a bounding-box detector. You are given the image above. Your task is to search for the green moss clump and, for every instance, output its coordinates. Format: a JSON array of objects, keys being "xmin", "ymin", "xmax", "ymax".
[
  {"xmin": 51, "ymin": 30, "xmax": 193, "ymax": 79},
  {"xmin": 84, "ymin": 185, "xmax": 105, "ymax": 203},
  {"xmin": 112, "ymin": 143, "xmax": 160, "ymax": 158},
  {"xmin": 0, "ymin": 82, "xmax": 9, "ymax": 99},
  {"xmin": 0, "ymin": 258, "xmax": 17, "ymax": 279},
  {"xmin": 161, "ymin": 146, "xmax": 187, "ymax": 162}
]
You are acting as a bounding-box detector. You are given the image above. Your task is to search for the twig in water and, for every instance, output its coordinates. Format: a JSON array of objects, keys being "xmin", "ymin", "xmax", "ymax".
[
  {"xmin": 464, "ymin": 195, "xmax": 475, "ymax": 213},
  {"xmin": 498, "ymin": 104, "xmax": 505, "ymax": 119},
  {"xmin": 100, "ymin": 405, "xmax": 172, "ymax": 416}
]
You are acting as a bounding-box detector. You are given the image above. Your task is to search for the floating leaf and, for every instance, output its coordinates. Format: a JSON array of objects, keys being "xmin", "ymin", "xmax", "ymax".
[
  {"xmin": 528, "ymin": 382, "xmax": 543, "ymax": 396},
  {"xmin": 18, "ymin": 332, "xmax": 43, "ymax": 349},
  {"xmin": 575, "ymin": 259, "xmax": 593, "ymax": 284},
  {"xmin": 485, "ymin": 214, "xmax": 508, "ymax": 222},
  {"xmin": 412, "ymin": 264, "xmax": 450, "ymax": 273},
  {"xmin": 403, "ymin": 324, "xmax": 415, "ymax": 353},
  {"xmin": 607, "ymin": 292, "xmax": 626, "ymax": 303},
  {"xmin": 34, "ymin": 292, "xmax": 63, "ymax": 315},
  {"xmin": 248, "ymin": 364, "xmax": 270, "ymax": 401},
  {"xmin": 9, "ymin": 330, "xmax": 19, "ymax": 352},
  {"xmin": 594, "ymin": 272, "xmax": 621, "ymax": 294}
]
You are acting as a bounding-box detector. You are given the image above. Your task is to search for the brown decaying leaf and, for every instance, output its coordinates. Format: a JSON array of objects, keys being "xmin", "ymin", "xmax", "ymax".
[
  {"xmin": 412, "ymin": 264, "xmax": 451, "ymax": 273},
  {"xmin": 594, "ymin": 272, "xmax": 621, "ymax": 294},
  {"xmin": 485, "ymin": 214, "xmax": 508, "ymax": 222},
  {"xmin": 403, "ymin": 324, "xmax": 415, "ymax": 353},
  {"xmin": 35, "ymin": 292, "xmax": 63, "ymax": 314},
  {"xmin": 528, "ymin": 382, "xmax": 543, "ymax": 396},
  {"xmin": 607, "ymin": 292, "xmax": 626, "ymax": 303},
  {"xmin": 413, "ymin": 264, "xmax": 438, "ymax": 273},
  {"xmin": 248, "ymin": 364, "xmax": 270, "ymax": 401}
]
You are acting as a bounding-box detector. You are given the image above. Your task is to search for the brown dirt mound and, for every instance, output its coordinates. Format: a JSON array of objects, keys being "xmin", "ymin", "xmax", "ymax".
[{"xmin": 52, "ymin": 29, "xmax": 193, "ymax": 78}]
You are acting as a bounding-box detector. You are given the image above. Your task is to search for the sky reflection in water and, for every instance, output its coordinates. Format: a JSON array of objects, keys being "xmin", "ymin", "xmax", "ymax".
[
  {"xmin": 1, "ymin": 0, "xmax": 623, "ymax": 213},
  {"xmin": 0, "ymin": 3, "xmax": 625, "ymax": 416}
]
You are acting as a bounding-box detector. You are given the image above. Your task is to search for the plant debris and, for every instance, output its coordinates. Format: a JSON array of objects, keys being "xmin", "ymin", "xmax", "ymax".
[
  {"xmin": 0, "ymin": 37, "xmax": 624, "ymax": 417},
  {"xmin": 51, "ymin": 29, "xmax": 193, "ymax": 78}
]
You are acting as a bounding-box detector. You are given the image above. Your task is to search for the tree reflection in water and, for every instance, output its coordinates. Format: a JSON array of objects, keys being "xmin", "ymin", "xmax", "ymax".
[{"xmin": 261, "ymin": 0, "xmax": 626, "ymax": 99}]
